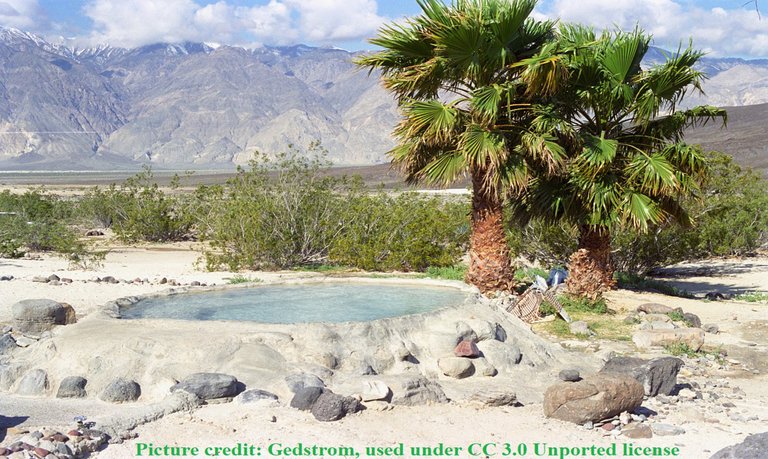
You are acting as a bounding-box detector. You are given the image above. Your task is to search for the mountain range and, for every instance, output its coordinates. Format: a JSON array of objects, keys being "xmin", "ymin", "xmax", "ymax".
[{"xmin": 1, "ymin": 27, "xmax": 767, "ymax": 172}]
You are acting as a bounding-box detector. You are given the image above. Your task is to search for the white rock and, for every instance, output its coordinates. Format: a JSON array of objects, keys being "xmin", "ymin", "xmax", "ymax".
[{"xmin": 360, "ymin": 380, "xmax": 391, "ymax": 402}]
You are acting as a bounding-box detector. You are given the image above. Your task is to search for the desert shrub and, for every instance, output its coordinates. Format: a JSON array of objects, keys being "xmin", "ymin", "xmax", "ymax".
[
  {"xmin": 0, "ymin": 189, "xmax": 96, "ymax": 263},
  {"xmin": 329, "ymin": 192, "xmax": 469, "ymax": 271},
  {"xmin": 82, "ymin": 167, "xmax": 196, "ymax": 242},
  {"xmin": 201, "ymin": 147, "xmax": 357, "ymax": 270},
  {"xmin": 77, "ymin": 185, "xmax": 126, "ymax": 228},
  {"xmin": 200, "ymin": 145, "xmax": 469, "ymax": 272}
]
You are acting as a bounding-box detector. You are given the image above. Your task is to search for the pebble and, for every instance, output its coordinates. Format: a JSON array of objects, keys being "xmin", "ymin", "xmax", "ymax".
[{"xmin": 0, "ymin": 427, "xmax": 106, "ymax": 459}]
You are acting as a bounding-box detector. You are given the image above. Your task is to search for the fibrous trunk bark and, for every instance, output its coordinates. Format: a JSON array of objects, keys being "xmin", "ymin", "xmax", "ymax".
[
  {"xmin": 566, "ymin": 225, "xmax": 616, "ymax": 299},
  {"xmin": 465, "ymin": 171, "xmax": 516, "ymax": 294}
]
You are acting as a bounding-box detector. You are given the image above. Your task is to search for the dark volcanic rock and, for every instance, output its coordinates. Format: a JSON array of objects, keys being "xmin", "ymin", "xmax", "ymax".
[
  {"xmin": 711, "ymin": 432, "xmax": 768, "ymax": 458},
  {"xmin": 100, "ymin": 377, "xmax": 141, "ymax": 403},
  {"xmin": 310, "ymin": 391, "xmax": 362, "ymax": 422},
  {"xmin": 290, "ymin": 386, "xmax": 326, "ymax": 411},
  {"xmin": 285, "ymin": 373, "xmax": 325, "ymax": 394},
  {"xmin": 559, "ymin": 369, "xmax": 581, "ymax": 382},
  {"xmin": 600, "ymin": 356, "xmax": 683, "ymax": 396},
  {"xmin": 170, "ymin": 373, "xmax": 241, "ymax": 400},
  {"xmin": 56, "ymin": 376, "xmax": 88, "ymax": 398}
]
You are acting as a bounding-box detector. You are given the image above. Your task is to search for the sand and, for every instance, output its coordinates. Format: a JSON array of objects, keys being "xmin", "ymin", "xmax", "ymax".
[{"xmin": 1, "ymin": 248, "xmax": 767, "ymax": 458}]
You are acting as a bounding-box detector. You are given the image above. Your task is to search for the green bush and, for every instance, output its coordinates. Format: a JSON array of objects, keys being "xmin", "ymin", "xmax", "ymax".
[
  {"xmin": 329, "ymin": 192, "xmax": 469, "ymax": 271},
  {"xmin": 0, "ymin": 189, "xmax": 98, "ymax": 265},
  {"xmin": 200, "ymin": 144, "xmax": 469, "ymax": 272},
  {"xmin": 201, "ymin": 146, "xmax": 358, "ymax": 270},
  {"xmin": 80, "ymin": 168, "xmax": 197, "ymax": 242}
]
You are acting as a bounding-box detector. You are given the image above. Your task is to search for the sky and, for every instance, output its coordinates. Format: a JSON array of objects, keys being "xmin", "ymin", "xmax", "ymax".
[{"xmin": 0, "ymin": 0, "xmax": 766, "ymax": 58}]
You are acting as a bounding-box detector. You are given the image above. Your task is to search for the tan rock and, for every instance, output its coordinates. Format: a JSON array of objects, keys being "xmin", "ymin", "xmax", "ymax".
[
  {"xmin": 637, "ymin": 303, "xmax": 675, "ymax": 314},
  {"xmin": 543, "ymin": 374, "xmax": 644, "ymax": 424},
  {"xmin": 632, "ymin": 328, "xmax": 705, "ymax": 351}
]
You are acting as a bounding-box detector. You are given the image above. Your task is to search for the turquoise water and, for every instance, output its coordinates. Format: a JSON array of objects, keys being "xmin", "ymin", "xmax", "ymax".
[{"xmin": 120, "ymin": 283, "xmax": 467, "ymax": 323}]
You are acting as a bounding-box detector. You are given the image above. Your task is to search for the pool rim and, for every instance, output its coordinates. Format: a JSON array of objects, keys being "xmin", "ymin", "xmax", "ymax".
[{"xmin": 101, "ymin": 276, "xmax": 479, "ymax": 325}]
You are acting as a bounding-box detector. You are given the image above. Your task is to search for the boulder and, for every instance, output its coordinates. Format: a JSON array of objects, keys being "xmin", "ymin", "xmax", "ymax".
[
  {"xmin": 438, "ymin": 357, "xmax": 475, "ymax": 379},
  {"xmin": 455, "ymin": 321, "xmax": 478, "ymax": 343},
  {"xmin": 543, "ymin": 374, "xmax": 644, "ymax": 424},
  {"xmin": 600, "ymin": 356, "xmax": 683, "ymax": 396},
  {"xmin": 711, "ymin": 432, "xmax": 768, "ymax": 459},
  {"xmin": 682, "ymin": 312, "xmax": 702, "ymax": 328},
  {"xmin": 310, "ymin": 391, "xmax": 362, "ymax": 422},
  {"xmin": 360, "ymin": 380, "xmax": 391, "ymax": 402},
  {"xmin": 453, "ymin": 340, "xmax": 480, "ymax": 358},
  {"xmin": 0, "ymin": 334, "xmax": 16, "ymax": 354},
  {"xmin": 0, "ymin": 363, "xmax": 26, "ymax": 390},
  {"xmin": 559, "ymin": 369, "xmax": 581, "ymax": 382},
  {"xmin": 476, "ymin": 340, "xmax": 522, "ymax": 371},
  {"xmin": 632, "ymin": 328, "xmax": 704, "ymax": 351},
  {"xmin": 637, "ymin": 303, "xmax": 674, "ymax": 314},
  {"xmin": 471, "ymin": 357, "xmax": 498, "ymax": 377},
  {"xmin": 170, "ymin": 373, "xmax": 241, "ymax": 400},
  {"xmin": 285, "ymin": 373, "xmax": 325, "ymax": 394},
  {"xmin": 465, "ymin": 320, "xmax": 503, "ymax": 342},
  {"xmin": 234, "ymin": 389, "xmax": 279, "ymax": 404},
  {"xmin": 12, "ymin": 299, "xmax": 75, "ymax": 333},
  {"xmin": 392, "ymin": 377, "xmax": 448, "ymax": 405},
  {"xmin": 15, "ymin": 369, "xmax": 49, "ymax": 396},
  {"xmin": 56, "ymin": 376, "xmax": 88, "ymax": 398},
  {"xmin": 100, "ymin": 378, "xmax": 141, "ymax": 403},
  {"xmin": 290, "ymin": 386, "xmax": 326, "ymax": 411},
  {"xmin": 468, "ymin": 390, "xmax": 516, "ymax": 407}
]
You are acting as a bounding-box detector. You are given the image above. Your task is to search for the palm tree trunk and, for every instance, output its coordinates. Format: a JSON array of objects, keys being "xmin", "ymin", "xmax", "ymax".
[
  {"xmin": 566, "ymin": 225, "xmax": 616, "ymax": 299},
  {"xmin": 465, "ymin": 172, "xmax": 516, "ymax": 294}
]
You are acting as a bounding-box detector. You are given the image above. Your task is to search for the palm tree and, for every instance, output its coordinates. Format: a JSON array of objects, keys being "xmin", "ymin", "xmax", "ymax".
[
  {"xmin": 356, "ymin": 0, "xmax": 560, "ymax": 293},
  {"xmin": 516, "ymin": 25, "xmax": 726, "ymax": 298}
]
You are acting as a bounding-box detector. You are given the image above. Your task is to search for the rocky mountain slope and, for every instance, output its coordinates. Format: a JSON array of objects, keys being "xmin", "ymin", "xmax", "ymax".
[{"xmin": 0, "ymin": 27, "xmax": 766, "ymax": 171}]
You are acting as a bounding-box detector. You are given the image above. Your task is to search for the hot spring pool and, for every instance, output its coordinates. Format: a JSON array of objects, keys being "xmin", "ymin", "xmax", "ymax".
[{"xmin": 120, "ymin": 283, "xmax": 468, "ymax": 323}]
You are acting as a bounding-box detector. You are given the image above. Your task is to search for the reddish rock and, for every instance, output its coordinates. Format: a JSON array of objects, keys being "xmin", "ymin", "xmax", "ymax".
[
  {"xmin": 623, "ymin": 424, "xmax": 653, "ymax": 439},
  {"xmin": 601, "ymin": 423, "xmax": 615, "ymax": 431},
  {"xmin": 51, "ymin": 434, "xmax": 69, "ymax": 442},
  {"xmin": 454, "ymin": 340, "xmax": 480, "ymax": 358},
  {"xmin": 67, "ymin": 430, "xmax": 81, "ymax": 437},
  {"xmin": 34, "ymin": 447, "xmax": 51, "ymax": 457},
  {"xmin": 0, "ymin": 447, "xmax": 8, "ymax": 455}
]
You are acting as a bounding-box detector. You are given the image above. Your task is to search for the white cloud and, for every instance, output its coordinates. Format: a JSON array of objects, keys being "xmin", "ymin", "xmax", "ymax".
[
  {"xmin": 539, "ymin": 0, "xmax": 768, "ymax": 58},
  {"xmin": 81, "ymin": 0, "xmax": 384, "ymax": 48},
  {"xmin": 285, "ymin": 0, "xmax": 385, "ymax": 42},
  {"xmin": 0, "ymin": 0, "xmax": 45, "ymax": 30}
]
